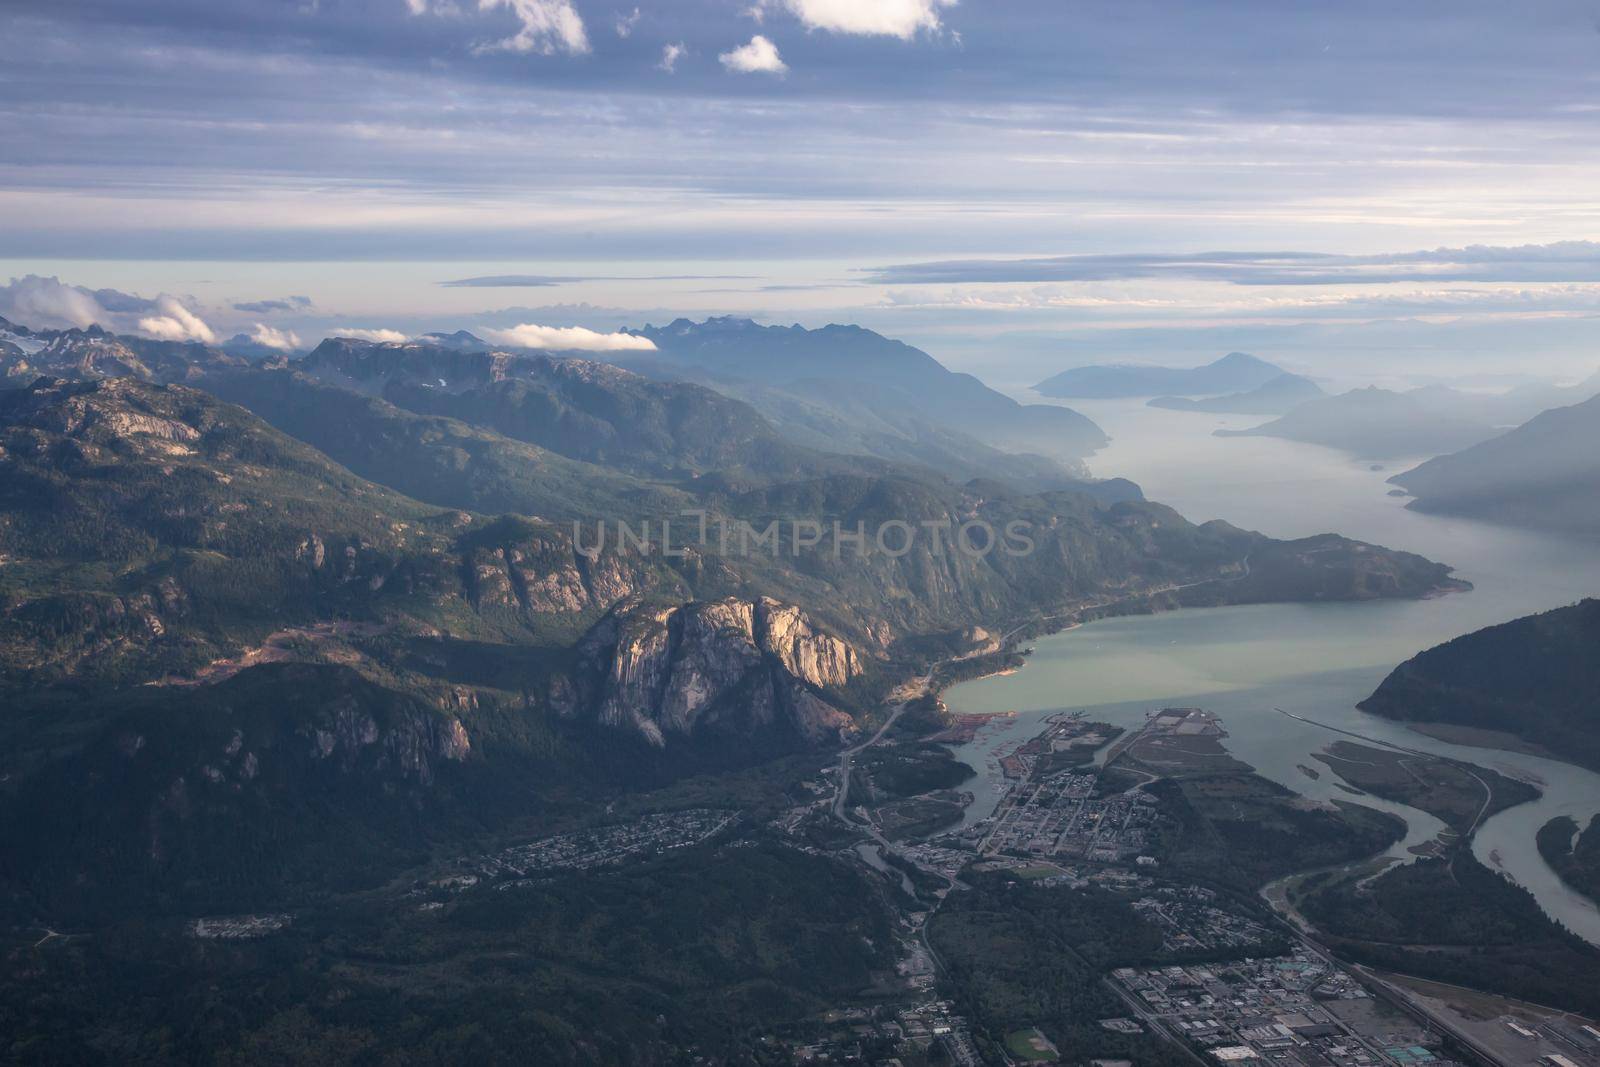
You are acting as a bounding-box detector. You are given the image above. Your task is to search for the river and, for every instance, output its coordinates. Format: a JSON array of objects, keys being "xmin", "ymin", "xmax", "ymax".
[{"xmin": 944, "ymin": 398, "xmax": 1600, "ymax": 943}]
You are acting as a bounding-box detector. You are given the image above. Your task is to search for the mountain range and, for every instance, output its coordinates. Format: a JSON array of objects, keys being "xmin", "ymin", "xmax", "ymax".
[
  {"xmin": 619, "ymin": 317, "xmax": 1113, "ymax": 482},
  {"xmin": 0, "ymin": 316, "xmax": 1470, "ymax": 919},
  {"xmin": 1390, "ymin": 391, "xmax": 1600, "ymax": 535},
  {"xmin": 1148, "ymin": 372, "xmax": 1324, "ymax": 415},
  {"xmin": 1034, "ymin": 352, "xmax": 1286, "ymax": 399},
  {"xmin": 1214, "ymin": 385, "xmax": 1501, "ymax": 460},
  {"xmin": 1212, "ymin": 374, "xmax": 1600, "ymax": 462}
]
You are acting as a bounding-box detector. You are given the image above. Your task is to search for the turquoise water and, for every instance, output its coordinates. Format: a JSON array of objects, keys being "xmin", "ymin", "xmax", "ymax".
[{"xmin": 946, "ymin": 398, "xmax": 1600, "ymax": 942}]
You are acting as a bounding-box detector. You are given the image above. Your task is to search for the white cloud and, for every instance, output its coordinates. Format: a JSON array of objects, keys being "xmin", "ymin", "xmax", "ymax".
[
  {"xmin": 404, "ymin": 0, "xmax": 428, "ymax": 13},
  {"xmin": 765, "ymin": 0, "xmax": 954, "ymax": 39},
  {"xmin": 335, "ymin": 327, "xmax": 411, "ymax": 343},
  {"xmin": 613, "ymin": 6, "xmax": 640, "ymax": 37},
  {"xmin": 480, "ymin": 323, "xmax": 658, "ymax": 351},
  {"xmin": 658, "ymin": 42, "xmax": 687, "ymax": 73},
  {"xmin": 475, "ymin": 0, "xmax": 590, "ymax": 55},
  {"xmin": 136, "ymin": 296, "xmax": 217, "ymax": 343},
  {"xmin": 720, "ymin": 35, "xmax": 786, "ymax": 74},
  {"xmin": 247, "ymin": 323, "xmax": 304, "ymax": 351},
  {"xmin": 0, "ymin": 275, "xmax": 105, "ymax": 329},
  {"xmin": 1, "ymin": 275, "xmax": 221, "ymax": 343}
]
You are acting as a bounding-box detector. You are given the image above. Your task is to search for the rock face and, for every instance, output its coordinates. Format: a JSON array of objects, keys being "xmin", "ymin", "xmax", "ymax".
[
  {"xmin": 0, "ymin": 324, "xmax": 243, "ymax": 387},
  {"xmin": 570, "ymin": 597, "xmax": 860, "ymax": 747},
  {"xmin": 757, "ymin": 598, "xmax": 860, "ymax": 689},
  {"xmin": 4, "ymin": 375, "xmax": 204, "ymax": 448},
  {"xmin": 302, "ymin": 686, "xmax": 472, "ymax": 786},
  {"xmin": 463, "ymin": 528, "xmax": 650, "ymax": 616}
]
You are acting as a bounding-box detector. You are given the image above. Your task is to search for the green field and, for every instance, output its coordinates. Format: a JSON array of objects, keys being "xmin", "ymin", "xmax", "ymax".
[
  {"xmin": 1006, "ymin": 1027, "xmax": 1061, "ymax": 1062},
  {"xmin": 1013, "ymin": 864, "xmax": 1065, "ymax": 881}
]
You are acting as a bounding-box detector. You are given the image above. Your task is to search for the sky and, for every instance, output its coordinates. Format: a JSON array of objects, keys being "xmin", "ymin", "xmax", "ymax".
[{"xmin": 3, "ymin": 0, "xmax": 1600, "ymax": 384}]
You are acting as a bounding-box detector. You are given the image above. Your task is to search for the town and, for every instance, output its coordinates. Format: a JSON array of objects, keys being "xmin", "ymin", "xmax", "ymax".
[
  {"xmin": 763, "ymin": 704, "xmax": 1592, "ymax": 1067},
  {"xmin": 468, "ymin": 808, "xmax": 739, "ymax": 880},
  {"xmin": 1111, "ymin": 949, "xmax": 1454, "ymax": 1067}
]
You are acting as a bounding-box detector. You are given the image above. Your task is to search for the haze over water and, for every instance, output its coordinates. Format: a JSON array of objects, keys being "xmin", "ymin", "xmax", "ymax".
[{"xmin": 946, "ymin": 398, "xmax": 1600, "ymax": 942}]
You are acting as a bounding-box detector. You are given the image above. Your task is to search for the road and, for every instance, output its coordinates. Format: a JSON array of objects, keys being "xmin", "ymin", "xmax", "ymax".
[
  {"xmin": 832, "ymin": 671, "xmax": 970, "ymax": 897},
  {"xmin": 832, "ymin": 676, "xmax": 923, "ymax": 820}
]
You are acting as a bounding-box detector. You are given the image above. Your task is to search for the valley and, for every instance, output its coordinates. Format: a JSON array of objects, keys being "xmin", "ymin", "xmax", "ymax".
[
  {"xmin": 9, "ymin": 6, "xmax": 1600, "ymax": 1064},
  {"xmin": 0, "ymin": 324, "xmax": 1594, "ymax": 1065}
]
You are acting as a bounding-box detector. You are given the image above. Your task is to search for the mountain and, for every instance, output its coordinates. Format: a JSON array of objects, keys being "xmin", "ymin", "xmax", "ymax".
[
  {"xmin": 1034, "ymin": 352, "xmax": 1285, "ymax": 399},
  {"xmin": 568, "ymin": 596, "xmax": 859, "ymax": 750},
  {"xmin": 621, "ymin": 317, "xmax": 1111, "ymax": 474},
  {"xmin": 0, "ymin": 377, "xmax": 878, "ymax": 745},
  {"xmin": 10, "ymin": 322, "xmax": 1130, "ymax": 498},
  {"xmin": 0, "ymin": 323, "xmax": 245, "ymax": 387},
  {"xmin": 1404, "ymin": 372, "xmax": 1600, "ymax": 428},
  {"xmin": 0, "ymin": 337, "xmax": 1474, "ymax": 1019},
  {"xmin": 418, "ymin": 329, "xmax": 490, "ymax": 351},
  {"xmin": 0, "ymin": 592, "xmax": 868, "ymax": 917},
  {"xmin": 199, "ymin": 367, "xmax": 697, "ymax": 521},
  {"xmin": 0, "ymin": 315, "xmax": 47, "ymax": 361},
  {"xmin": 1148, "ymin": 372, "xmax": 1324, "ymax": 415},
  {"xmin": 0, "ymin": 374, "xmax": 1465, "ymax": 704},
  {"xmin": 1389, "ymin": 392, "xmax": 1600, "ymax": 535},
  {"xmin": 1214, "ymin": 386, "xmax": 1499, "ymax": 460},
  {"xmin": 1360, "ymin": 599, "xmax": 1600, "ymax": 772},
  {"xmin": 0, "ymin": 375, "xmax": 475, "ymax": 685},
  {"xmin": 295, "ymin": 335, "xmax": 896, "ymax": 486},
  {"xmin": 2, "ymin": 662, "xmax": 484, "ymax": 917},
  {"xmin": 662, "ymin": 371, "xmax": 1127, "ymax": 495}
]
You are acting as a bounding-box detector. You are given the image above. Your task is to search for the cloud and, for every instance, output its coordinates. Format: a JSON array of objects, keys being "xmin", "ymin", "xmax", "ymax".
[
  {"xmin": 766, "ymin": 0, "xmax": 954, "ymax": 39},
  {"xmin": 439, "ymin": 273, "xmax": 760, "ymax": 286},
  {"xmin": 0, "ymin": 275, "xmax": 219, "ymax": 343},
  {"xmin": 873, "ymin": 282, "xmax": 1600, "ymax": 320},
  {"xmin": 0, "ymin": 275, "xmax": 109, "ymax": 330},
  {"xmin": 84, "ymin": 288, "xmax": 162, "ymax": 314},
  {"xmin": 246, "ymin": 323, "xmax": 304, "ymax": 351},
  {"xmin": 440, "ymin": 274, "xmax": 568, "ymax": 287},
  {"xmin": 480, "ymin": 323, "xmax": 658, "ymax": 351},
  {"xmin": 720, "ymin": 35, "xmax": 787, "ymax": 74},
  {"xmin": 137, "ymin": 296, "xmax": 218, "ymax": 343},
  {"xmin": 335, "ymin": 327, "xmax": 411, "ymax": 343},
  {"xmin": 659, "ymin": 42, "xmax": 687, "ymax": 73},
  {"xmin": 614, "ymin": 7, "xmax": 640, "ymax": 38},
  {"xmin": 864, "ymin": 241, "xmax": 1600, "ymax": 287},
  {"xmin": 474, "ymin": 0, "xmax": 590, "ymax": 55},
  {"xmin": 232, "ymin": 295, "xmax": 313, "ymax": 313}
]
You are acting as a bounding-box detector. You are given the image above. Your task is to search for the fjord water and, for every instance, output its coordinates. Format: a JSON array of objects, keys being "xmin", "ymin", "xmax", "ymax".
[{"xmin": 946, "ymin": 399, "xmax": 1600, "ymax": 942}]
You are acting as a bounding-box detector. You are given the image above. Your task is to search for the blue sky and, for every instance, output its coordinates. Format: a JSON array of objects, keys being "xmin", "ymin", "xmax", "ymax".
[{"xmin": 3, "ymin": 0, "xmax": 1600, "ymax": 381}]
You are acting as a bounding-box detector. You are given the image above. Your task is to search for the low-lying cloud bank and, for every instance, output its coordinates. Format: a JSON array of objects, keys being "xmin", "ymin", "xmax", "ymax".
[
  {"xmin": 244, "ymin": 323, "xmax": 303, "ymax": 351},
  {"xmin": 480, "ymin": 323, "xmax": 657, "ymax": 352},
  {"xmin": 332, "ymin": 327, "xmax": 411, "ymax": 344}
]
